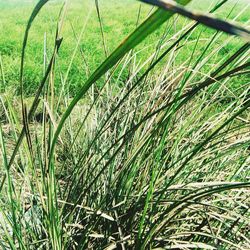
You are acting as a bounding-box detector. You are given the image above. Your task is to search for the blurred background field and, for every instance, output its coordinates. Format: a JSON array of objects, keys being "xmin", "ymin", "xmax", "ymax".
[{"xmin": 0, "ymin": 0, "xmax": 248, "ymax": 95}]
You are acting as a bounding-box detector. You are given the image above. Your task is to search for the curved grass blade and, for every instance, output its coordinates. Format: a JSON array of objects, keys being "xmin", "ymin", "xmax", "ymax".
[
  {"xmin": 20, "ymin": 0, "xmax": 49, "ymax": 88},
  {"xmin": 139, "ymin": 0, "xmax": 250, "ymax": 41},
  {"xmin": 20, "ymin": 0, "xmax": 49, "ymax": 150},
  {"xmin": 143, "ymin": 181, "xmax": 250, "ymax": 248}
]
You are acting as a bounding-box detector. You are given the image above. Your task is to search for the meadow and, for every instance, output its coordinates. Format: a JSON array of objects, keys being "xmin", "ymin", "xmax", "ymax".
[
  {"xmin": 0, "ymin": 0, "xmax": 249, "ymax": 249},
  {"xmin": 0, "ymin": 0, "xmax": 248, "ymax": 93}
]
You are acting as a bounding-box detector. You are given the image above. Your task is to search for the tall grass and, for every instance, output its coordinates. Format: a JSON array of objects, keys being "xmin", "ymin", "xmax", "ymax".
[{"xmin": 0, "ymin": 0, "xmax": 249, "ymax": 249}]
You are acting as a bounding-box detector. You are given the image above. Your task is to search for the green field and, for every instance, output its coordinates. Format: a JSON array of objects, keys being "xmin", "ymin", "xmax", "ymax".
[
  {"xmin": 0, "ymin": 0, "xmax": 249, "ymax": 93},
  {"xmin": 0, "ymin": 0, "xmax": 249, "ymax": 249}
]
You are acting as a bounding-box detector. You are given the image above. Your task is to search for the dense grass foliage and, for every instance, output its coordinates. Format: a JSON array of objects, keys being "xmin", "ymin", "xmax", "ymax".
[{"xmin": 0, "ymin": 0, "xmax": 249, "ymax": 249}]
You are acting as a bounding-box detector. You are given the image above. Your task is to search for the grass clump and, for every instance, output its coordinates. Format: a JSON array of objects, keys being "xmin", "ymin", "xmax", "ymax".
[{"xmin": 0, "ymin": 0, "xmax": 249, "ymax": 249}]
